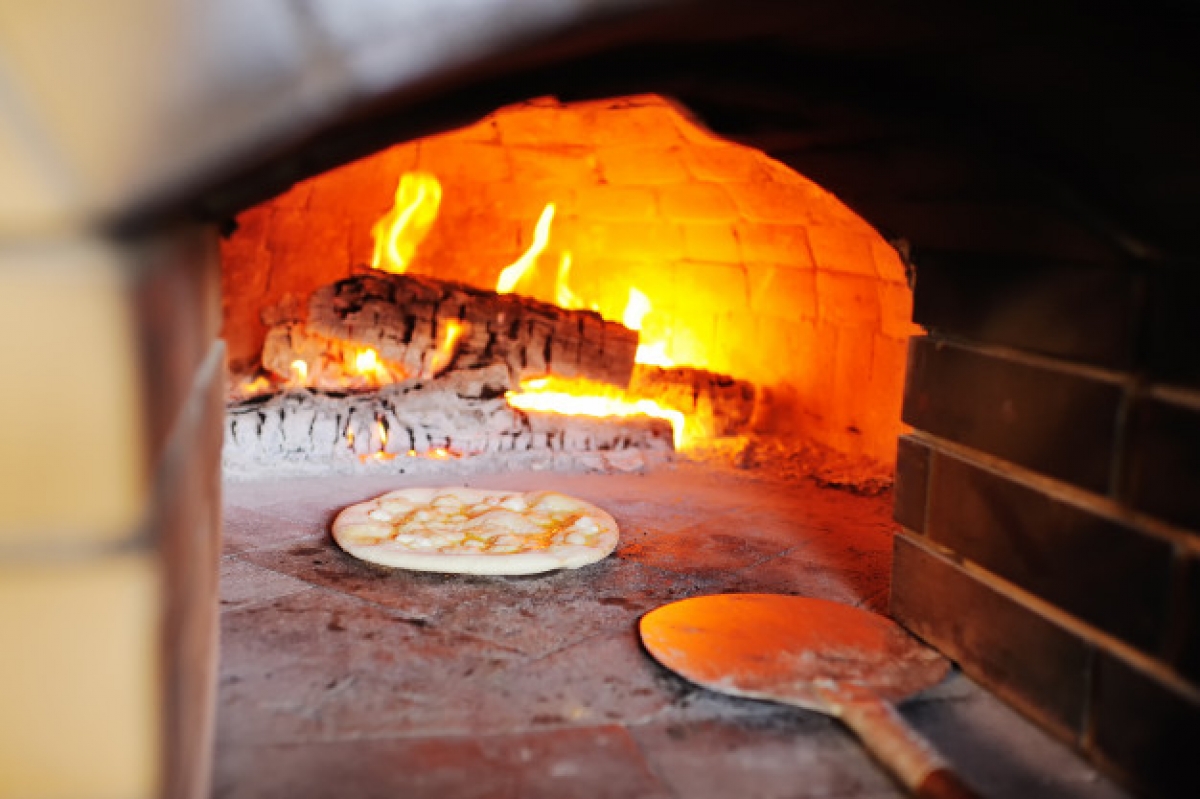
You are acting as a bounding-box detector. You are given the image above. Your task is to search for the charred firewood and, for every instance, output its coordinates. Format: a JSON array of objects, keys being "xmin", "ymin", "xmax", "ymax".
[
  {"xmin": 630, "ymin": 364, "xmax": 757, "ymax": 437},
  {"xmin": 260, "ymin": 269, "xmax": 638, "ymax": 391}
]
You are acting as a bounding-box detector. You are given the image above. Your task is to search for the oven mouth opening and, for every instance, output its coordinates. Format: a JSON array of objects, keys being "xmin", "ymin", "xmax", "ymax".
[{"xmin": 220, "ymin": 94, "xmax": 915, "ymax": 489}]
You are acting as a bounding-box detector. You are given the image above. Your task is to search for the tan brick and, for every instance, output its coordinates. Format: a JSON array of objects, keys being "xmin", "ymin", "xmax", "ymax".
[
  {"xmin": 575, "ymin": 185, "xmax": 659, "ymax": 221},
  {"xmin": 416, "ymin": 138, "xmax": 511, "ymax": 183},
  {"xmin": 864, "ymin": 334, "xmax": 912, "ymax": 461},
  {"xmin": 134, "ymin": 226, "xmax": 222, "ymax": 466},
  {"xmin": 575, "ymin": 220, "xmax": 683, "ymax": 263},
  {"xmin": 681, "ymin": 223, "xmax": 742, "ymax": 262},
  {"xmin": 265, "ymin": 207, "xmax": 353, "ymax": 290},
  {"xmin": 508, "ymin": 145, "xmax": 599, "ymax": 185},
  {"xmin": 816, "ymin": 271, "xmax": 882, "ymax": 327},
  {"xmin": 599, "ymin": 145, "xmax": 690, "ymax": 185},
  {"xmin": 807, "ymin": 225, "xmax": 878, "ymax": 276},
  {"xmin": 663, "ymin": 310, "xmax": 717, "ymax": 367},
  {"xmin": 871, "ymin": 236, "xmax": 909, "ymax": 283},
  {"xmin": 0, "ymin": 242, "xmax": 148, "ymax": 544},
  {"xmin": 748, "ymin": 264, "xmax": 818, "ymax": 322},
  {"xmin": 757, "ymin": 317, "xmax": 823, "ymax": 396},
  {"xmin": 0, "ymin": 554, "xmax": 161, "ymax": 799},
  {"xmin": 674, "ymin": 260, "xmax": 749, "ymax": 315},
  {"xmin": 586, "ymin": 98, "xmax": 691, "ymax": 146},
  {"xmin": 492, "ymin": 98, "xmax": 596, "ymax": 145},
  {"xmin": 659, "ymin": 182, "xmax": 738, "ymax": 222},
  {"xmin": 442, "ymin": 115, "xmax": 501, "ymax": 143},
  {"xmin": 728, "ymin": 179, "xmax": 828, "ymax": 223},
  {"xmin": 305, "ymin": 151, "xmax": 396, "ymax": 217},
  {"xmin": 680, "ymin": 144, "xmax": 765, "ymax": 182},
  {"xmin": 879, "ymin": 280, "xmax": 920, "ymax": 340},
  {"xmin": 736, "ymin": 223, "xmax": 815, "ymax": 267}
]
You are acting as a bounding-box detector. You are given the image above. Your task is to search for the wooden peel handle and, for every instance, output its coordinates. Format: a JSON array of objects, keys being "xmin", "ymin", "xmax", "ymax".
[
  {"xmin": 834, "ymin": 693, "xmax": 983, "ymax": 799},
  {"xmin": 916, "ymin": 768, "xmax": 984, "ymax": 799}
]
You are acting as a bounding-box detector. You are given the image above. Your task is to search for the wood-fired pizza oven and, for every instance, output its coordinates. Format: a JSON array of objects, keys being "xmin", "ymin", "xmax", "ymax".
[{"xmin": 1, "ymin": 2, "xmax": 1197, "ymax": 798}]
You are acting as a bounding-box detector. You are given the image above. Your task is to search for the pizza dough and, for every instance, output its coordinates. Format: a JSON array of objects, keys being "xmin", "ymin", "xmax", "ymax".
[{"xmin": 331, "ymin": 487, "xmax": 619, "ymax": 575}]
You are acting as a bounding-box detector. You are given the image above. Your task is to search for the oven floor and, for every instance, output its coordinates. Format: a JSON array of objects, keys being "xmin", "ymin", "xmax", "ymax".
[{"xmin": 214, "ymin": 464, "xmax": 1128, "ymax": 799}]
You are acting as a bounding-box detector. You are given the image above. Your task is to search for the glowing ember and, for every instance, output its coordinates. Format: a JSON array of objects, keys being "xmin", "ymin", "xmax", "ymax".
[
  {"xmin": 506, "ymin": 377, "xmax": 686, "ymax": 448},
  {"xmin": 376, "ymin": 420, "xmax": 388, "ymax": 446},
  {"xmin": 496, "ymin": 203, "xmax": 556, "ymax": 294},
  {"xmin": 349, "ymin": 347, "xmax": 394, "ymax": 385},
  {"xmin": 371, "ymin": 172, "xmax": 442, "ymax": 274},
  {"xmin": 428, "ymin": 320, "xmax": 465, "ymax": 375},
  {"xmin": 290, "ymin": 359, "xmax": 309, "ymax": 382}
]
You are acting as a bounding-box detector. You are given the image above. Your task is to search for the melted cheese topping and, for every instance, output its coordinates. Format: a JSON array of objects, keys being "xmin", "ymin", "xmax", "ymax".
[{"xmin": 341, "ymin": 489, "xmax": 610, "ymax": 558}]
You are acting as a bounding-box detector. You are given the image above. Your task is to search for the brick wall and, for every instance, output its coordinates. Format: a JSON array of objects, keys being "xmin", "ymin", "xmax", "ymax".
[
  {"xmin": 222, "ymin": 95, "xmax": 917, "ymax": 467},
  {"xmin": 0, "ymin": 226, "xmax": 225, "ymax": 799},
  {"xmin": 890, "ymin": 258, "xmax": 1200, "ymax": 798}
]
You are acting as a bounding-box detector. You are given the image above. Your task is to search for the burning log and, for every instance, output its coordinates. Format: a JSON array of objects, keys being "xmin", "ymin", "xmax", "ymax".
[
  {"xmin": 261, "ymin": 270, "xmax": 638, "ymax": 391},
  {"xmin": 629, "ymin": 364, "xmax": 757, "ymax": 438},
  {"xmin": 224, "ymin": 364, "xmax": 673, "ymax": 471}
]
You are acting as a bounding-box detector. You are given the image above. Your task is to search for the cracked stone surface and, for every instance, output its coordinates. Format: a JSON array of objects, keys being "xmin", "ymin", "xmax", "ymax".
[{"xmin": 215, "ymin": 463, "xmax": 1130, "ymax": 799}]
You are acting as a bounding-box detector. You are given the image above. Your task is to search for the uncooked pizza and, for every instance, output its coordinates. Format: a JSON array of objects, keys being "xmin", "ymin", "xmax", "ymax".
[{"xmin": 331, "ymin": 487, "xmax": 619, "ymax": 575}]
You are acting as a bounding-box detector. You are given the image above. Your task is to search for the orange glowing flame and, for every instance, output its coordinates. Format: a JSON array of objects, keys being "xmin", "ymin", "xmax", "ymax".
[
  {"xmin": 496, "ymin": 203, "xmax": 555, "ymax": 294},
  {"xmin": 348, "ymin": 346, "xmax": 394, "ymax": 385},
  {"xmin": 371, "ymin": 172, "xmax": 442, "ymax": 274},
  {"xmin": 428, "ymin": 320, "xmax": 465, "ymax": 375},
  {"xmin": 506, "ymin": 377, "xmax": 686, "ymax": 448},
  {"xmin": 290, "ymin": 359, "xmax": 309, "ymax": 383},
  {"xmin": 622, "ymin": 288, "xmax": 673, "ymax": 367},
  {"xmin": 376, "ymin": 420, "xmax": 388, "ymax": 446},
  {"xmin": 555, "ymin": 252, "xmax": 577, "ymax": 308}
]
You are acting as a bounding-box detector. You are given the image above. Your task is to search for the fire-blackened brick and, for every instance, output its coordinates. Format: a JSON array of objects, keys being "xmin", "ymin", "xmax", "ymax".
[
  {"xmin": 892, "ymin": 435, "xmax": 930, "ymax": 533},
  {"xmin": 1090, "ymin": 653, "xmax": 1200, "ymax": 799},
  {"xmin": 902, "ymin": 337, "xmax": 1124, "ymax": 493},
  {"xmin": 927, "ymin": 452, "xmax": 1174, "ymax": 653},
  {"xmin": 911, "ymin": 252, "xmax": 1141, "ymax": 369},
  {"xmin": 1124, "ymin": 393, "xmax": 1200, "ymax": 533},
  {"xmin": 890, "ymin": 533, "xmax": 1090, "ymax": 740}
]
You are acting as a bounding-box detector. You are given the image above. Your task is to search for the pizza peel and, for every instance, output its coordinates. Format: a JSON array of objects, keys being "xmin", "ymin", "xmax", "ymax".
[{"xmin": 639, "ymin": 594, "xmax": 982, "ymax": 799}]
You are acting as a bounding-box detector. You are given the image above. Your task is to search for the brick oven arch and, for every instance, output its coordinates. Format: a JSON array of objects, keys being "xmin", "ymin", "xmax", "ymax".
[{"xmin": 199, "ymin": 5, "xmax": 1200, "ymax": 797}]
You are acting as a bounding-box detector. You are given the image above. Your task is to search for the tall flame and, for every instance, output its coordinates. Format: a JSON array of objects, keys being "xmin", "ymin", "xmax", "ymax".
[
  {"xmin": 496, "ymin": 203, "xmax": 556, "ymax": 294},
  {"xmin": 622, "ymin": 288, "xmax": 673, "ymax": 367},
  {"xmin": 371, "ymin": 172, "xmax": 443, "ymax": 274},
  {"xmin": 623, "ymin": 288, "xmax": 651, "ymax": 330}
]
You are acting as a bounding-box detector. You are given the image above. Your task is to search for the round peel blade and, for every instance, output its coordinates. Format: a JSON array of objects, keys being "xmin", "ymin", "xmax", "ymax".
[{"xmin": 639, "ymin": 593, "xmax": 949, "ymax": 712}]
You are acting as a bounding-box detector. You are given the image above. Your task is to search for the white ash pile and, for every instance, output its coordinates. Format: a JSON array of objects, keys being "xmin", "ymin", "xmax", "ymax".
[{"xmin": 224, "ymin": 364, "xmax": 673, "ymax": 476}]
